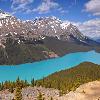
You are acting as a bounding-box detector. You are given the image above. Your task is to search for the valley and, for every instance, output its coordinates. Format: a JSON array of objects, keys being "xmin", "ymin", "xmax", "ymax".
[
  {"xmin": 0, "ymin": 51, "xmax": 100, "ymax": 83},
  {"xmin": 0, "ymin": 0, "xmax": 100, "ymax": 99}
]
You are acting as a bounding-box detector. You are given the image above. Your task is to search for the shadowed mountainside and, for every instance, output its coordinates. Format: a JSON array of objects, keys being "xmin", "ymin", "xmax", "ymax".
[{"xmin": 0, "ymin": 36, "xmax": 100, "ymax": 65}]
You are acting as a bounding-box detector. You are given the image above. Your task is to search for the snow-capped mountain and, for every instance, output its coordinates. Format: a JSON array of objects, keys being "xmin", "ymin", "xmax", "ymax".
[
  {"xmin": 0, "ymin": 10, "xmax": 100, "ymax": 65},
  {"xmin": 25, "ymin": 16, "xmax": 87, "ymax": 42},
  {"xmin": 0, "ymin": 11, "xmax": 22, "ymax": 39},
  {"xmin": 0, "ymin": 10, "xmax": 11, "ymax": 19},
  {"xmin": 0, "ymin": 10, "xmax": 99, "ymax": 46}
]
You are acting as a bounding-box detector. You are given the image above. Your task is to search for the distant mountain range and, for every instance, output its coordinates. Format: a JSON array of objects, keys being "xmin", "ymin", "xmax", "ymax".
[
  {"xmin": 0, "ymin": 9, "xmax": 100, "ymax": 65},
  {"xmin": 93, "ymin": 37, "xmax": 100, "ymax": 43}
]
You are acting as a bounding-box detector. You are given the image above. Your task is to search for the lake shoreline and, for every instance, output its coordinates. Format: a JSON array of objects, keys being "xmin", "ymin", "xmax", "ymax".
[{"xmin": 0, "ymin": 50, "xmax": 100, "ymax": 82}]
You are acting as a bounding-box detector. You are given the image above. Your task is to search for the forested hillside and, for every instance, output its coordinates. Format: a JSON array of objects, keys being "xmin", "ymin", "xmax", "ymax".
[{"xmin": 36, "ymin": 62, "xmax": 100, "ymax": 94}]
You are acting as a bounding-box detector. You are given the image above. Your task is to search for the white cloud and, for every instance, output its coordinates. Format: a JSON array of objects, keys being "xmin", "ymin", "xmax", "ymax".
[
  {"xmin": 84, "ymin": 0, "xmax": 100, "ymax": 16},
  {"xmin": 58, "ymin": 8, "xmax": 68, "ymax": 14},
  {"xmin": 64, "ymin": 18, "xmax": 100, "ymax": 38},
  {"xmin": 73, "ymin": 18, "xmax": 100, "ymax": 38},
  {"xmin": 33, "ymin": 0, "xmax": 59, "ymax": 14},
  {"xmin": 11, "ymin": 0, "xmax": 66, "ymax": 14},
  {"xmin": 11, "ymin": 0, "xmax": 34, "ymax": 13}
]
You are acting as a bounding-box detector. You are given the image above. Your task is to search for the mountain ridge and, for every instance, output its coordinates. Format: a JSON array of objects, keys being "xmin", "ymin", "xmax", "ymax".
[
  {"xmin": 0, "ymin": 9, "xmax": 100, "ymax": 65},
  {"xmin": 0, "ymin": 9, "xmax": 95, "ymax": 45}
]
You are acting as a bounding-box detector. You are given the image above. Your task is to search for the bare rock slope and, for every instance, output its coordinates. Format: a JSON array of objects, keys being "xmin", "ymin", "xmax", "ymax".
[{"xmin": 59, "ymin": 81, "xmax": 100, "ymax": 100}]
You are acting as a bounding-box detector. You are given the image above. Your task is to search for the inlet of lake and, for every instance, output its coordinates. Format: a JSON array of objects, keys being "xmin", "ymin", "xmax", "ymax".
[{"xmin": 0, "ymin": 50, "xmax": 100, "ymax": 82}]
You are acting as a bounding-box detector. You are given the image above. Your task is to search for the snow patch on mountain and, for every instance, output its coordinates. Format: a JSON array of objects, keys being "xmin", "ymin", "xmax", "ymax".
[
  {"xmin": 61, "ymin": 22, "xmax": 70, "ymax": 29},
  {"xmin": 0, "ymin": 13, "xmax": 10, "ymax": 19},
  {"xmin": 0, "ymin": 9, "xmax": 96, "ymax": 45}
]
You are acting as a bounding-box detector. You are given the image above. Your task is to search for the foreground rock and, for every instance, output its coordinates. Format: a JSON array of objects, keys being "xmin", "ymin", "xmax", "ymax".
[
  {"xmin": 0, "ymin": 86, "xmax": 59, "ymax": 100},
  {"xmin": 59, "ymin": 81, "xmax": 100, "ymax": 100},
  {"xmin": 22, "ymin": 86, "xmax": 59, "ymax": 100},
  {"xmin": 0, "ymin": 90, "xmax": 14, "ymax": 100},
  {"xmin": 1, "ymin": 81, "xmax": 100, "ymax": 100}
]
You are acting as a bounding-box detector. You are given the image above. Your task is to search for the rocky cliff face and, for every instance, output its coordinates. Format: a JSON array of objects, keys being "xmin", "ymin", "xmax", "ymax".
[{"xmin": 0, "ymin": 10, "xmax": 92, "ymax": 45}]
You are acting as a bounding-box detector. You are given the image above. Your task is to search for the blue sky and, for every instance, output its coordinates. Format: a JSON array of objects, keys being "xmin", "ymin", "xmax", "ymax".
[
  {"xmin": 0, "ymin": 0, "xmax": 98, "ymax": 21},
  {"xmin": 0, "ymin": 0, "xmax": 100, "ymax": 38}
]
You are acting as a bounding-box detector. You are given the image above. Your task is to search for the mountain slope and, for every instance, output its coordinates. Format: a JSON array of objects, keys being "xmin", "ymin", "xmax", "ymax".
[
  {"xmin": 0, "ymin": 10, "xmax": 100, "ymax": 65},
  {"xmin": 43, "ymin": 36, "xmax": 94, "ymax": 56},
  {"xmin": 36, "ymin": 62, "xmax": 100, "ymax": 94},
  {"xmin": 25, "ymin": 17, "xmax": 100, "ymax": 46},
  {"xmin": 0, "ymin": 37, "xmax": 52, "ymax": 65},
  {"xmin": 0, "ymin": 36, "xmax": 94, "ymax": 65},
  {"xmin": 59, "ymin": 81, "xmax": 100, "ymax": 100}
]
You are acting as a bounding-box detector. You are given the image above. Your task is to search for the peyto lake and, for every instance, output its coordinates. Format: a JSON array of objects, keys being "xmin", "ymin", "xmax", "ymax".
[{"xmin": 0, "ymin": 50, "xmax": 100, "ymax": 82}]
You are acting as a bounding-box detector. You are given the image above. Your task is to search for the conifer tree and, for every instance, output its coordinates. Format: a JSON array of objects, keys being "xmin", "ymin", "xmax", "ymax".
[
  {"xmin": 15, "ymin": 86, "xmax": 22, "ymax": 100},
  {"xmin": 15, "ymin": 77, "xmax": 22, "ymax": 100},
  {"xmin": 31, "ymin": 78, "xmax": 35, "ymax": 87}
]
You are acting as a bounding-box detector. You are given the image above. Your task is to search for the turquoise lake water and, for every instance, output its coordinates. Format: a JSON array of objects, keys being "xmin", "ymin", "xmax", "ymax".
[{"xmin": 0, "ymin": 51, "xmax": 100, "ymax": 82}]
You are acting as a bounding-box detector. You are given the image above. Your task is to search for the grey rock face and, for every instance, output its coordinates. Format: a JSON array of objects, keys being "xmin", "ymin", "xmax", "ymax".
[{"xmin": 0, "ymin": 10, "xmax": 87, "ymax": 44}]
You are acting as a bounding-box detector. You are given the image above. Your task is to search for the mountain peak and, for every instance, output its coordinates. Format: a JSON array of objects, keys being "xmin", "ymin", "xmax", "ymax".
[
  {"xmin": 0, "ymin": 11, "xmax": 94, "ymax": 45},
  {"xmin": 0, "ymin": 9, "xmax": 11, "ymax": 19}
]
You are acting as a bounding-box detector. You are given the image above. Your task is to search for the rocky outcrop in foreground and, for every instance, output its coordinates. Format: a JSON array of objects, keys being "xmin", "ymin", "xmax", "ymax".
[
  {"xmin": 59, "ymin": 81, "xmax": 100, "ymax": 100},
  {"xmin": 22, "ymin": 86, "xmax": 59, "ymax": 100},
  {"xmin": 1, "ymin": 81, "xmax": 100, "ymax": 100},
  {"xmin": 0, "ymin": 90, "xmax": 14, "ymax": 100}
]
